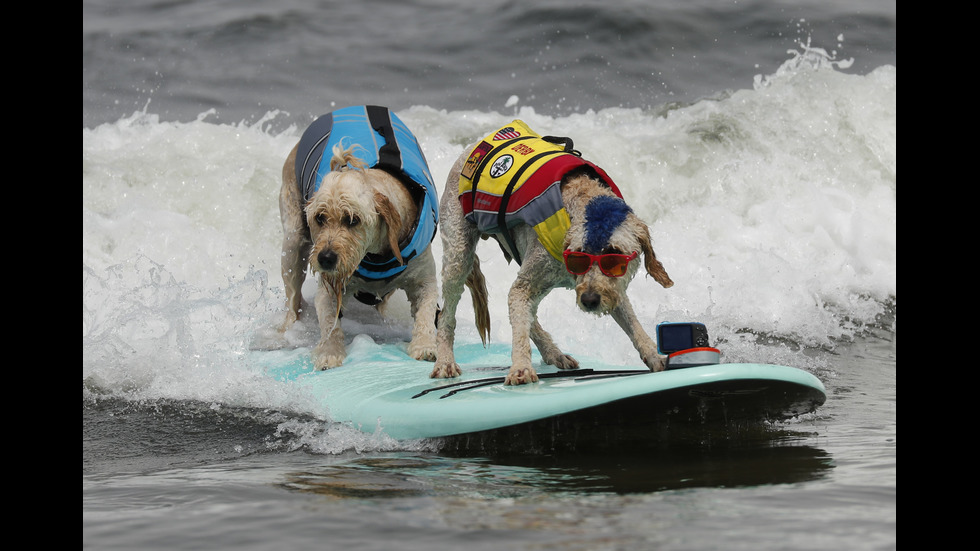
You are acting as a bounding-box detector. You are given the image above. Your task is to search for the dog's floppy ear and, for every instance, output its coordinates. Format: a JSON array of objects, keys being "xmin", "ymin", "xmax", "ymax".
[
  {"xmin": 639, "ymin": 224, "xmax": 673, "ymax": 288},
  {"xmin": 374, "ymin": 191, "xmax": 405, "ymax": 265}
]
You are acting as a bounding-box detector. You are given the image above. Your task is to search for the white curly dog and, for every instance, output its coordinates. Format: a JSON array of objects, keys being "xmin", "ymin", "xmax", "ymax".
[
  {"xmin": 432, "ymin": 120, "xmax": 673, "ymax": 385},
  {"xmin": 278, "ymin": 106, "xmax": 442, "ymax": 370}
]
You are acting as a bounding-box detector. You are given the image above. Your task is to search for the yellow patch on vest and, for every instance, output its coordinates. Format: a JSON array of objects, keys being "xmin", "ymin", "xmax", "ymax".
[
  {"xmin": 459, "ymin": 120, "xmax": 568, "ymax": 197},
  {"xmin": 459, "ymin": 120, "xmax": 577, "ymax": 261},
  {"xmin": 532, "ymin": 209, "xmax": 571, "ymax": 261}
]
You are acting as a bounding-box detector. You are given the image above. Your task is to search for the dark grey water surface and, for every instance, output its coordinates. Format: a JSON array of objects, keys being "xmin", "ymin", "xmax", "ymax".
[{"xmin": 83, "ymin": 0, "xmax": 896, "ymax": 130}]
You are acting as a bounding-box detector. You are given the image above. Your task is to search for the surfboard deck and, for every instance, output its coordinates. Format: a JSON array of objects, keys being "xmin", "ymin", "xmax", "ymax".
[{"xmin": 256, "ymin": 340, "xmax": 826, "ymax": 449}]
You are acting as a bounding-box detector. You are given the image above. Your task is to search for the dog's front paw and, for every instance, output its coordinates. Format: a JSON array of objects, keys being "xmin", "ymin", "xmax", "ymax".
[
  {"xmin": 643, "ymin": 354, "xmax": 667, "ymax": 372},
  {"xmin": 278, "ymin": 311, "xmax": 299, "ymax": 334},
  {"xmin": 407, "ymin": 340, "xmax": 437, "ymax": 362},
  {"xmin": 312, "ymin": 343, "xmax": 346, "ymax": 371},
  {"xmin": 504, "ymin": 366, "xmax": 539, "ymax": 385},
  {"xmin": 430, "ymin": 361, "xmax": 461, "ymax": 378},
  {"xmin": 540, "ymin": 345, "xmax": 579, "ymax": 370},
  {"xmin": 550, "ymin": 353, "xmax": 579, "ymax": 371},
  {"xmin": 314, "ymin": 355, "xmax": 345, "ymax": 370}
]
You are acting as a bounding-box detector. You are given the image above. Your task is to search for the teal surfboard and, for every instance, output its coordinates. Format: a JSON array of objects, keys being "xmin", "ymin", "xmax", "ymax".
[{"xmin": 257, "ymin": 339, "xmax": 826, "ymax": 449}]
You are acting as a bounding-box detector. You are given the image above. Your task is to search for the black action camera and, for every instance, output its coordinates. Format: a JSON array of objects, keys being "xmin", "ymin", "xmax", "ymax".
[{"xmin": 656, "ymin": 322, "xmax": 710, "ymax": 355}]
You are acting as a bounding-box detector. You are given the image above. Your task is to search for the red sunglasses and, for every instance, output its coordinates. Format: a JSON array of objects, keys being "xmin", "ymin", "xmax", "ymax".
[{"xmin": 562, "ymin": 250, "xmax": 639, "ymax": 277}]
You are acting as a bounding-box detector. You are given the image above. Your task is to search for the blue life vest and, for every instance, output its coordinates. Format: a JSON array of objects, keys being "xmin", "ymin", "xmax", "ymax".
[{"xmin": 295, "ymin": 106, "xmax": 439, "ymax": 282}]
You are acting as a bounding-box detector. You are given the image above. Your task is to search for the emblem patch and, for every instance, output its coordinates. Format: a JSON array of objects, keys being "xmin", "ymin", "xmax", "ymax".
[
  {"xmin": 493, "ymin": 127, "xmax": 521, "ymax": 140},
  {"xmin": 489, "ymin": 154, "xmax": 514, "ymax": 178},
  {"xmin": 461, "ymin": 141, "xmax": 492, "ymax": 179}
]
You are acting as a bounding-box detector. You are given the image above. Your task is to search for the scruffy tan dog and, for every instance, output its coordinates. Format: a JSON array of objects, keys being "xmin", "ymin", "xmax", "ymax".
[
  {"xmin": 433, "ymin": 120, "xmax": 673, "ymax": 385},
  {"xmin": 278, "ymin": 106, "xmax": 441, "ymax": 370}
]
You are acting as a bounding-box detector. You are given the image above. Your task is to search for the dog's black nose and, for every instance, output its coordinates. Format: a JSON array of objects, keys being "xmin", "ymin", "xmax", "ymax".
[
  {"xmin": 580, "ymin": 291, "xmax": 601, "ymax": 311},
  {"xmin": 317, "ymin": 249, "xmax": 338, "ymax": 271}
]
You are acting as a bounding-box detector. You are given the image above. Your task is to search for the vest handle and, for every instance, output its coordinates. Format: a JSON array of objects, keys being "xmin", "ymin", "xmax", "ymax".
[{"xmin": 541, "ymin": 135, "xmax": 581, "ymax": 156}]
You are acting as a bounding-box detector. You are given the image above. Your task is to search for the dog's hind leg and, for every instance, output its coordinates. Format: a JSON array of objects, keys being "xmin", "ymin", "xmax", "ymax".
[
  {"xmin": 280, "ymin": 227, "xmax": 310, "ymax": 331},
  {"xmin": 279, "ymin": 144, "xmax": 312, "ymax": 332},
  {"xmin": 505, "ymin": 275, "xmax": 543, "ymax": 385},
  {"xmin": 432, "ymin": 182, "xmax": 483, "ymax": 378},
  {"xmin": 611, "ymin": 298, "xmax": 665, "ymax": 372},
  {"xmin": 431, "ymin": 233, "xmax": 482, "ymax": 377}
]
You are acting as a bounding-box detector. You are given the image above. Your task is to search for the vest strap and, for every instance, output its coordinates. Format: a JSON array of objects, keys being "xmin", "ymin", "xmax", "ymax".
[
  {"xmin": 496, "ymin": 149, "xmax": 567, "ymax": 265},
  {"xmin": 366, "ymin": 105, "xmax": 402, "ymax": 174}
]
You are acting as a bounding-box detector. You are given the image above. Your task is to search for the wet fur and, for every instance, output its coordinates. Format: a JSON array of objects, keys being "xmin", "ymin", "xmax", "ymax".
[
  {"xmin": 278, "ymin": 142, "xmax": 440, "ymax": 370},
  {"xmin": 433, "ymin": 146, "xmax": 673, "ymax": 385}
]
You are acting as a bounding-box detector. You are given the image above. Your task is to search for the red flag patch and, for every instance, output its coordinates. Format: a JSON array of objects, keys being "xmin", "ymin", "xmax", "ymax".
[{"xmin": 493, "ymin": 127, "xmax": 521, "ymax": 140}]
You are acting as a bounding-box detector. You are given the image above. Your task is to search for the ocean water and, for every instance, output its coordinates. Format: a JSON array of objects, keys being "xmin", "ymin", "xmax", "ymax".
[{"xmin": 83, "ymin": 1, "xmax": 896, "ymax": 549}]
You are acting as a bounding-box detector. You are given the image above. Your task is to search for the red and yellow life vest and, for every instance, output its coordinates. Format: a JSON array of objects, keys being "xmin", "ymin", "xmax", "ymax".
[{"xmin": 458, "ymin": 120, "xmax": 621, "ymax": 264}]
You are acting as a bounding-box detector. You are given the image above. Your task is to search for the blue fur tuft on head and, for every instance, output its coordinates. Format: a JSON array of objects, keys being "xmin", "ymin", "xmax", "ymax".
[{"xmin": 583, "ymin": 196, "xmax": 632, "ymax": 253}]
